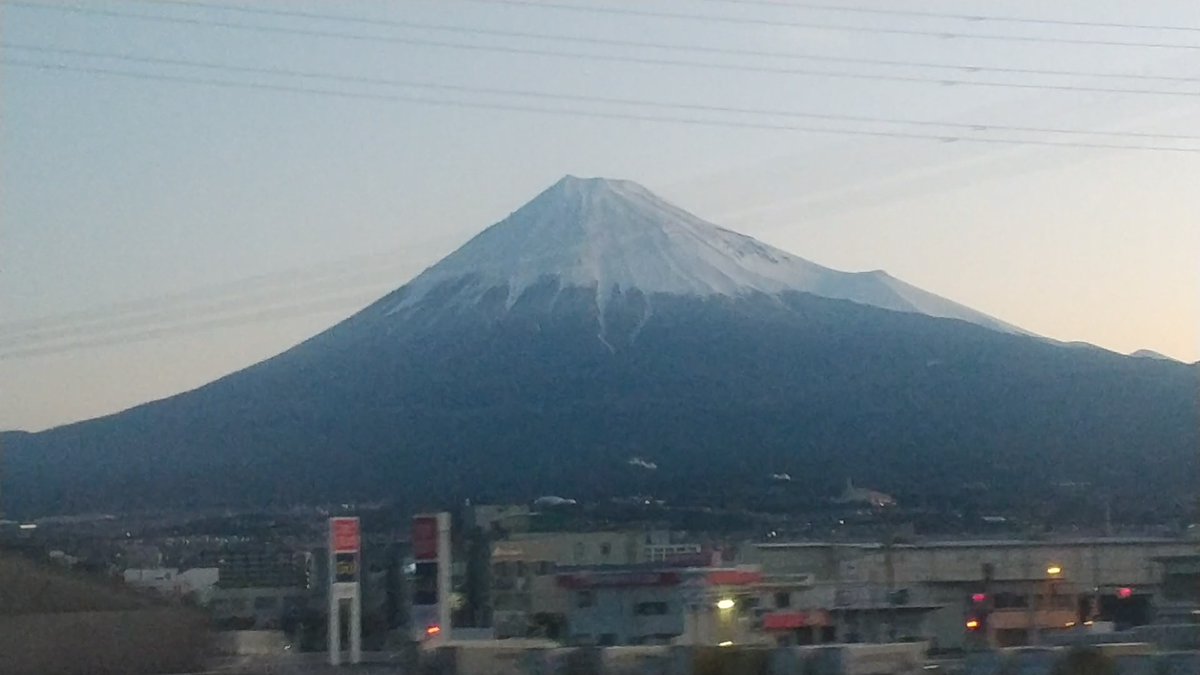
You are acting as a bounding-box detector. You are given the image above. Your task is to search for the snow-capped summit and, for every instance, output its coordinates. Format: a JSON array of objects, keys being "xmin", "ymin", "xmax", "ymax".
[{"xmin": 387, "ymin": 175, "xmax": 1023, "ymax": 334}]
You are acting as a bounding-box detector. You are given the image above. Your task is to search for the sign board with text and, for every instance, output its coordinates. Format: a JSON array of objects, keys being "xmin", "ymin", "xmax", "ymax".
[
  {"xmin": 412, "ymin": 515, "xmax": 439, "ymax": 561},
  {"xmin": 331, "ymin": 517, "xmax": 361, "ymax": 554},
  {"xmin": 411, "ymin": 512, "xmax": 451, "ymax": 643}
]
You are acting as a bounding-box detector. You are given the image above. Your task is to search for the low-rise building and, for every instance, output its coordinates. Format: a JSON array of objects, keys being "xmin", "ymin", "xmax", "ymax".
[
  {"xmin": 489, "ymin": 530, "xmax": 691, "ymax": 638},
  {"xmin": 1153, "ymin": 553, "xmax": 1200, "ymax": 625},
  {"xmin": 741, "ymin": 536, "xmax": 1196, "ymax": 651},
  {"xmin": 123, "ymin": 567, "xmax": 219, "ymax": 604},
  {"xmin": 558, "ymin": 564, "xmax": 774, "ymax": 646}
]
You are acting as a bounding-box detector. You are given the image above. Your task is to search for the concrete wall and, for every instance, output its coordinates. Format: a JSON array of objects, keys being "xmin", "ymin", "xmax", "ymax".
[
  {"xmin": 419, "ymin": 642, "xmax": 930, "ymax": 675},
  {"xmin": 417, "ymin": 642, "xmax": 1200, "ymax": 675},
  {"xmin": 0, "ymin": 608, "xmax": 209, "ymax": 675},
  {"xmin": 211, "ymin": 629, "xmax": 290, "ymax": 655}
]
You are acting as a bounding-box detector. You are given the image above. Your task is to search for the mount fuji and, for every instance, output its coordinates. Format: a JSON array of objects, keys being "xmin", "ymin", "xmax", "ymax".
[
  {"xmin": 3, "ymin": 177, "xmax": 1196, "ymax": 516},
  {"xmin": 384, "ymin": 176, "xmax": 1022, "ymax": 336}
]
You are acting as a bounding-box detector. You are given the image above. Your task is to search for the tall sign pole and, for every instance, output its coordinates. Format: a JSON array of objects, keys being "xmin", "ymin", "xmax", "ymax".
[
  {"xmin": 411, "ymin": 512, "xmax": 452, "ymax": 644},
  {"xmin": 328, "ymin": 516, "xmax": 362, "ymax": 665}
]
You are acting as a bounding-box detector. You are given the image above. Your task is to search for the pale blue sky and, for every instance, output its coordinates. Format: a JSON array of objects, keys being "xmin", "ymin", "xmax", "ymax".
[{"xmin": 2, "ymin": 0, "xmax": 1198, "ymax": 430}]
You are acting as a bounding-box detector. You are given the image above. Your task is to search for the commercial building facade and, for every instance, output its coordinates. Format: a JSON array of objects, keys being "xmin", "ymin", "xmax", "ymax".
[
  {"xmin": 558, "ymin": 565, "xmax": 777, "ymax": 646},
  {"xmin": 489, "ymin": 530, "xmax": 701, "ymax": 638},
  {"xmin": 740, "ymin": 537, "xmax": 1197, "ymax": 650}
]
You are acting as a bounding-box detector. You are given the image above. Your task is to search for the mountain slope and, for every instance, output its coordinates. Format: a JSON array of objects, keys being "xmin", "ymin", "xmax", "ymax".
[
  {"xmin": 386, "ymin": 176, "xmax": 1025, "ymax": 334},
  {"xmin": 2, "ymin": 177, "xmax": 1194, "ymax": 517}
]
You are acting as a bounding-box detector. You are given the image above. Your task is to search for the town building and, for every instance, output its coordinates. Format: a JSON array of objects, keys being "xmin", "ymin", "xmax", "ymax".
[
  {"xmin": 740, "ymin": 536, "xmax": 1197, "ymax": 651},
  {"xmin": 123, "ymin": 566, "xmax": 219, "ymax": 604},
  {"xmin": 557, "ymin": 564, "xmax": 779, "ymax": 646},
  {"xmin": 1153, "ymin": 553, "xmax": 1200, "ymax": 625},
  {"xmin": 488, "ymin": 529, "xmax": 704, "ymax": 639}
]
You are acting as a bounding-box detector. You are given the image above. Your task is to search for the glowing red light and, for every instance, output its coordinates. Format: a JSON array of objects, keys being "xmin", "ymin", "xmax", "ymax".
[
  {"xmin": 1116, "ymin": 587, "xmax": 1133, "ymax": 599},
  {"xmin": 971, "ymin": 593, "xmax": 987, "ymax": 604}
]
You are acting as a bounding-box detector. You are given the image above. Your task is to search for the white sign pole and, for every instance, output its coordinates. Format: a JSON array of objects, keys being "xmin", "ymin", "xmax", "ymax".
[
  {"xmin": 349, "ymin": 585, "xmax": 362, "ymax": 663},
  {"xmin": 328, "ymin": 587, "xmax": 341, "ymax": 666},
  {"xmin": 436, "ymin": 512, "xmax": 452, "ymax": 643}
]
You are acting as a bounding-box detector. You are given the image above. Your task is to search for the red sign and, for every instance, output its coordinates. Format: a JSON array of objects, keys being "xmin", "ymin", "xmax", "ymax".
[
  {"xmin": 762, "ymin": 610, "xmax": 830, "ymax": 630},
  {"xmin": 412, "ymin": 515, "xmax": 439, "ymax": 561},
  {"xmin": 706, "ymin": 569, "xmax": 763, "ymax": 586},
  {"xmin": 331, "ymin": 517, "xmax": 360, "ymax": 553}
]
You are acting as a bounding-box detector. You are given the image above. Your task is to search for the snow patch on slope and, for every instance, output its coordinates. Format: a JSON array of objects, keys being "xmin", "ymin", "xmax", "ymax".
[{"xmin": 386, "ymin": 176, "xmax": 1023, "ymax": 335}]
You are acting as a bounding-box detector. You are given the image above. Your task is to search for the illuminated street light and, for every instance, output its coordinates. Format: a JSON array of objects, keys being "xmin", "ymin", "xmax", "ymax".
[
  {"xmin": 716, "ymin": 598, "xmax": 735, "ymax": 610},
  {"xmin": 718, "ymin": 641, "xmax": 733, "ymax": 647},
  {"xmin": 1046, "ymin": 565, "xmax": 1063, "ymax": 576}
]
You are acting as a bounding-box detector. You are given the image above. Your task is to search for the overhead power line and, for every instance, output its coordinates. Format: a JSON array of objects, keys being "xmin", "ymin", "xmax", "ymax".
[
  {"xmin": 466, "ymin": 0, "xmax": 1200, "ymax": 50},
  {"xmin": 0, "ymin": 258, "xmax": 393, "ymax": 331},
  {"xmin": 7, "ymin": 44, "xmax": 1200, "ymax": 143},
  {"xmin": 0, "ymin": 294, "xmax": 379, "ymax": 361},
  {"xmin": 6, "ymin": 59, "xmax": 1200, "ymax": 155},
  {"xmin": 116, "ymin": 0, "xmax": 1200, "ymax": 83},
  {"xmin": 7, "ymin": 4, "xmax": 1200, "ymax": 98},
  {"xmin": 698, "ymin": 0, "xmax": 1200, "ymax": 33},
  {"xmin": 0, "ymin": 271, "xmax": 398, "ymax": 345}
]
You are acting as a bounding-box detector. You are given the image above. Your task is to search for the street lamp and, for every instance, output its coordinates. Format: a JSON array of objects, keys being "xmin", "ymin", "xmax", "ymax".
[
  {"xmin": 716, "ymin": 598, "xmax": 735, "ymax": 610},
  {"xmin": 1046, "ymin": 565, "xmax": 1062, "ymax": 577}
]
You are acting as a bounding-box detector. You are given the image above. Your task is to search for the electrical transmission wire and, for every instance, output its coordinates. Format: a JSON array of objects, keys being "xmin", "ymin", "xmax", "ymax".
[
  {"xmin": 464, "ymin": 0, "xmax": 1200, "ymax": 50},
  {"xmin": 115, "ymin": 0, "xmax": 1200, "ymax": 83},
  {"xmin": 696, "ymin": 0, "xmax": 1200, "ymax": 33},
  {"xmin": 0, "ymin": 294, "xmax": 382, "ymax": 360},
  {"xmin": 7, "ymin": 4, "xmax": 1200, "ymax": 98},
  {"xmin": 7, "ymin": 59, "xmax": 1200, "ymax": 154},
  {"xmin": 8, "ymin": 44, "xmax": 1199, "ymax": 142},
  {"xmin": 0, "ymin": 273, "xmax": 399, "ymax": 345},
  {"xmin": 0, "ymin": 247, "xmax": 418, "ymax": 336}
]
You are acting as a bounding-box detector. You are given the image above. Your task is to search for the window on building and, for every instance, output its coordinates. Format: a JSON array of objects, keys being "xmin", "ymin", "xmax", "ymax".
[
  {"xmin": 577, "ymin": 590, "xmax": 595, "ymax": 608},
  {"xmin": 993, "ymin": 592, "xmax": 1028, "ymax": 609},
  {"xmin": 493, "ymin": 561, "xmax": 510, "ymax": 577},
  {"xmin": 515, "ymin": 561, "xmax": 527, "ymax": 577},
  {"xmin": 536, "ymin": 561, "xmax": 553, "ymax": 576},
  {"xmin": 634, "ymin": 601, "xmax": 669, "ymax": 616},
  {"xmin": 1163, "ymin": 574, "xmax": 1197, "ymax": 601},
  {"xmin": 774, "ymin": 591, "xmax": 791, "ymax": 608},
  {"xmin": 598, "ymin": 633, "xmax": 617, "ymax": 646},
  {"xmin": 600, "ymin": 542, "xmax": 612, "ymax": 558}
]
